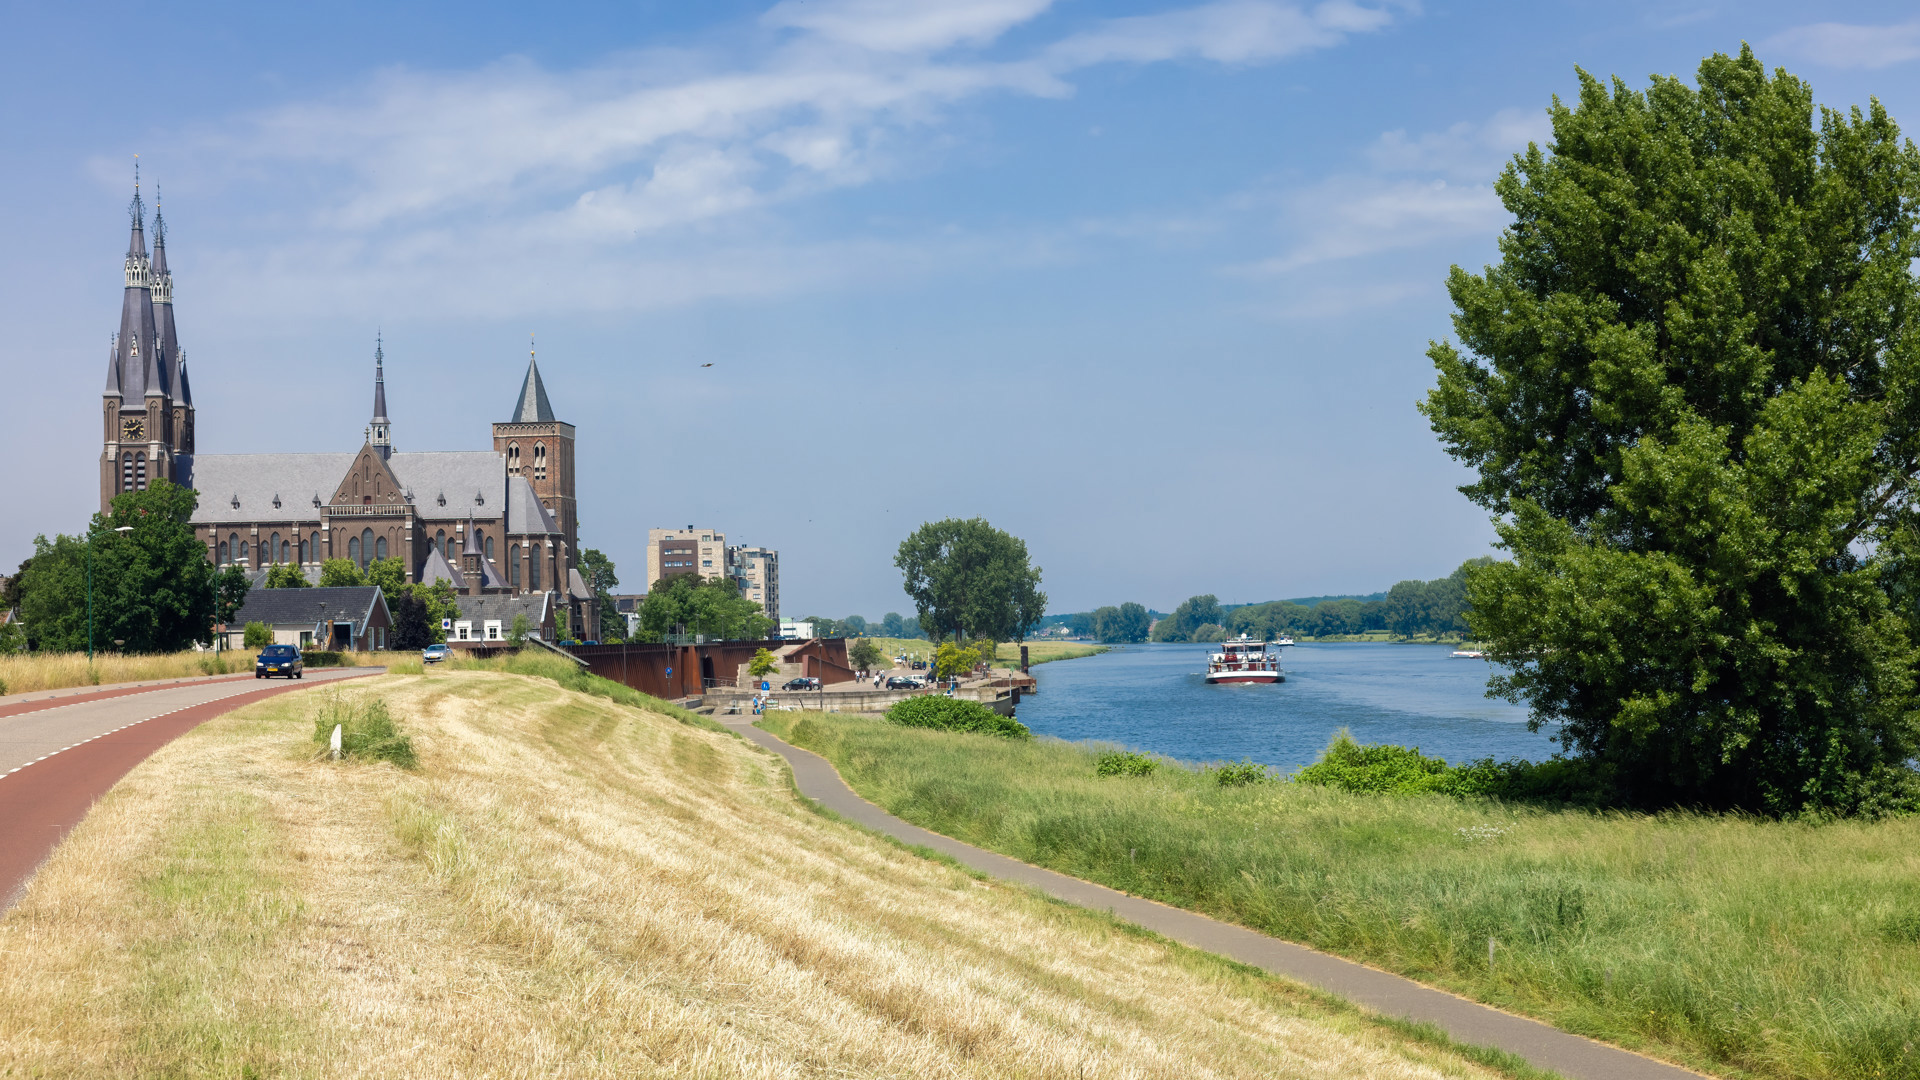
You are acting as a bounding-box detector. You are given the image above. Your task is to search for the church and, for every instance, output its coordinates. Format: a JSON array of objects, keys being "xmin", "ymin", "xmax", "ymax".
[{"xmin": 96, "ymin": 177, "xmax": 595, "ymax": 637}]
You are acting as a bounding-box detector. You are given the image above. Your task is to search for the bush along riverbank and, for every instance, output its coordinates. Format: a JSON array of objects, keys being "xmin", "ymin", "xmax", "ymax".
[{"xmin": 757, "ymin": 712, "xmax": 1920, "ymax": 1080}]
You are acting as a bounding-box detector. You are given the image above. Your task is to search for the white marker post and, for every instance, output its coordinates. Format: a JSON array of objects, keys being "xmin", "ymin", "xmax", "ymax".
[{"xmin": 331, "ymin": 724, "xmax": 343, "ymax": 760}]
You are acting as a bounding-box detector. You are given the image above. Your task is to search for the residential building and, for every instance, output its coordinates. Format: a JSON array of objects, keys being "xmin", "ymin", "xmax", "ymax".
[
  {"xmin": 647, "ymin": 527, "xmax": 728, "ymax": 587},
  {"xmin": 729, "ymin": 545, "xmax": 779, "ymax": 622},
  {"xmin": 222, "ymin": 587, "xmax": 391, "ymax": 651},
  {"xmin": 779, "ymin": 619, "xmax": 814, "ymax": 640}
]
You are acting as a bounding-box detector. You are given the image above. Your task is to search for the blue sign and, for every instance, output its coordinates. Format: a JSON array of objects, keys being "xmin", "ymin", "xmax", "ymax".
[
  {"xmin": 761, "ymin": 681, "xmax": 771, "ymax": 691},
  {"xmin": 665, "ymin": 667, "xmax": 673, "ymax": 677}
]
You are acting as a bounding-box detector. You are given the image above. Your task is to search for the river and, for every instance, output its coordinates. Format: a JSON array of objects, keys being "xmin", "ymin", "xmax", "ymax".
[{"xmin": 1015, "ymin": 642, "xmax": 1561, "ymax": 772}]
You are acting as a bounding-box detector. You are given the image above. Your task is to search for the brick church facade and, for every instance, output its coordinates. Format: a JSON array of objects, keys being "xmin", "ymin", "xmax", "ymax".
[{"xmin": 97, "ymin": 178, "xmax": 593, "ymax": 629}]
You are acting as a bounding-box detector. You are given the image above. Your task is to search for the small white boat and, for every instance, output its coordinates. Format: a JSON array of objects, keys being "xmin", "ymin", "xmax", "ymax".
[
  {"xmin": 1275, "ymin": 636, "xmax": 1295, "ymax": 647},
  {"xmin": 1206, "ymin": 636, "xmax": 1284, "ymax": 684},
  {"xmin": 1451, "ymin": 649, "xmax": 1487, "ymax": 659}
]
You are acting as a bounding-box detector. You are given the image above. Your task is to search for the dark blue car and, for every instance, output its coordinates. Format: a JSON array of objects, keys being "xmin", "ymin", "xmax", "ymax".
[{"xmin": 256, "ymin": 644, "xmax": 303, "ymax": 679}]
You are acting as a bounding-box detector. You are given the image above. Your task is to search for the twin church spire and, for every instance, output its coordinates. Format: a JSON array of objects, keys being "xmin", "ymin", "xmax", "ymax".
[{"xmin": 100, "ymin": 161, "xmax": 194, "ymax": 511}]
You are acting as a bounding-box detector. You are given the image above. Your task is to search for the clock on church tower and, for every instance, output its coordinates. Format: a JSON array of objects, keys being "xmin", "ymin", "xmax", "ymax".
[{"xmin": 121, "ymin": 416, "xmax": 144, "ymax": 441}]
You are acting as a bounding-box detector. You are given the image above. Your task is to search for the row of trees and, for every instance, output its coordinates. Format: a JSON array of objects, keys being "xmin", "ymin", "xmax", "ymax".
[
  {"xmin": 799, "ymin": 613, "xmax": 928, "ymax": 640},
  {"xmin": 1137, "ymin": 561, "xmax": 1490, "ymax": 644}
]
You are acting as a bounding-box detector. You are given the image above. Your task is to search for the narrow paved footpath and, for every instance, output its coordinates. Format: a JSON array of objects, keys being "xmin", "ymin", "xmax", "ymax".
[
  {"xmin": 726, "ymin": 718, "xmax": 1707, "ymax": 1080},
  {"xmin": 0, "ymin": 668, "xmax": 379, "ymax": 909}
]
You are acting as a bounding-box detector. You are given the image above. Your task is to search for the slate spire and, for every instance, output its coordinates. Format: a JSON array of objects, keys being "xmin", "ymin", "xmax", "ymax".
[
  {"xmin": 370, "ymin": 333, "xmax": 392, "ymax": 460},
  {"xmin": 151, "ymin": 187, "xmax": 180, "ymax": 401},
  {"xmin": 509, "ymin": 334, "xmax": 556, "ymax": 422},
  {"xmin": 113, "ymin": 162, "xmax": 161, "ymax": 401}
]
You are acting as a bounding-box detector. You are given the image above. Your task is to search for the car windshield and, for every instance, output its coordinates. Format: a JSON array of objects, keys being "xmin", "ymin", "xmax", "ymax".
[{"xmin": 262, "ymin": 646, "xmax": 296, "ymax": 657}]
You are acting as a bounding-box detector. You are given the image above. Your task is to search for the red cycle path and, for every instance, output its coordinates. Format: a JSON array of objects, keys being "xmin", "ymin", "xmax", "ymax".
[{"xmin": 0, "ymin": 671, "xmax": 379, "ymax": 910}]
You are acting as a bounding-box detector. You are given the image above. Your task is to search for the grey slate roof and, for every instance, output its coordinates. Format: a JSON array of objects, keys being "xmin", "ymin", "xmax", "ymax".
[
  {"xmin": 507, "ymin": 476, "xmax": 561, "ymax": 535},
  {"xmin": 509, "ymin": 357, "xmax": 555, "ymax": 422},
  {"xmin": 388, "ymin": 452, "xmax": 504, "ymax": 521},
  {"xmin": 420, "ymin": 547, "xmax": 464, "ymax": 591},
  {"xmin": 189, "ymin": 453, "xmax": 354, "ymax": 524},
  {"xmin": 229, "ymin": 586, "xmax": 387, "ymax": 632},
  {"xmin": 449, "ymin": 591, "xmax": 552, "ymax": 629},
  {"xmin": 568, "ymin": 568, "xmax": 593, "ymax": 601}
]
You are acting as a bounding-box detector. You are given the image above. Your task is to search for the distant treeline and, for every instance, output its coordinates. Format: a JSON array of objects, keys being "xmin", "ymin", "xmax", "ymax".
[{"xmin": 1060, "ymin": 559, "xmax": 1493, "ymax": 644}]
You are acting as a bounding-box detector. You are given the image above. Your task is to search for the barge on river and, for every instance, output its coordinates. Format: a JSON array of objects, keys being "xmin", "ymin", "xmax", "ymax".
[{"xmin": 1205, "ymin": 637, "xmax": 1285, "ymax": 685}]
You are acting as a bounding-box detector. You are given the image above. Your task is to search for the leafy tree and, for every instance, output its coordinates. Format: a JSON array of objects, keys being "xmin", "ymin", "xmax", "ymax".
[
  {"xmin": 508, "ymin": 613, "xmax": 531, "ymax": 646},
  {"xmin": 841, "ymin": 615, "xmax": 868, "ymax": 637},
  {"xmin": 577, "ymin": 547, "xmax": 624, "ymax": 641},
  {"xmin": 641, "ymin": 575, "xmax": 774, "ymax": 641},
  {"xmin": 214, "ymin": 564, "xmax": 251, "ymax": 628},
  {"xmin": 2, "ymin": 557, "xmax": 30, "ymax": 614},
  {"xmin": 934, "ymin": 641, "xmax": 981, "ymax": 680},
  {"xmin": 802, "ymin": 616, "xmax": 840, "ymax": 638},
  {"xmin": 748, "ymin": 647, "xmax": 780, "ymax": 678},
  {"xmin": 1192, "ymin": 623, "xmax": 1228, "ymax": 643},
  {"xmin": 1091, "ymin": 602, "xmax": 1151, "ymax": 643},
  {"xmin": 880, "ymin": 612, "xmax": 906, "ymax": 637},
  {"xmin": 1150, "ymin": 595, "xmax": 1223, "ymax": 642},
  {"xmin": 895, "ymin": 518, "xmax": 1046, "ymax": 643},
  {"xmin": 0, "ymin": 620, "xmax": 24, "ymax": 656},
  {"xmin": 364, "ymin": 556, "xmax": 406, "ymax": 596},
  {"xmin": 388, "ymin": 589, "xmax": 434, "ymax": 650},
  {"xmin": 20, "ymin": 482, "xmax": 218, "ymax": 653},
  {"xmin": 1422, "ymin": 47, "xmax": 1920, "ymax": 814},
  {"xmin": 263, "ymin": 564, "xmax": 309, "ymax": 589},
  {"xmin": 848, "ymin": 638, "xmax": 883, "ymax": 673},
  {"xmin": 243, "ymin": 621, "xmax": 272, "ymax": 649},
  {"xmin": 319, "ymin": 559, "xmax": 365, "ymax": 587}
]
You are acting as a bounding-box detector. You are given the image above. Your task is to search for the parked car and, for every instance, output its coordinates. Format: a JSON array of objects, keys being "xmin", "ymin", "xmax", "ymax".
[
  {"xmin": 255, "ymin": 644, "xmax": 303, "ymax": 680},
  {"xmin": 885, "ymin": 675, "xmax": 923, "ymax": 690},
  {"xmin": 782, "ymin": 677, "xmax": 822, "ymax": 691},
  {"xmin": 422, "ymin": 643, "xmax": 451, "ymax": 664}
]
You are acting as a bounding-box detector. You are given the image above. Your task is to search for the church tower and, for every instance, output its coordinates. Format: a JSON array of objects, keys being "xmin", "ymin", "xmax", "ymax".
[
  {"xmin": 100, "ymin": 167, "xmax": 188, "ymax": 512},
  {"xmin": 492, "ymin": 338, "xmax": 577, "ymax": 565},
  {"xmin": 369, "ymin": 334, "xmax": 392, "ymax": 460}
]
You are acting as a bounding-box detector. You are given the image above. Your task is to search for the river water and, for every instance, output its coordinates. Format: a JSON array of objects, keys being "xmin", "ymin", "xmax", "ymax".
[{"xmin": 1015, "ymin": 642, "xmax": 1561, "ymax": 772}]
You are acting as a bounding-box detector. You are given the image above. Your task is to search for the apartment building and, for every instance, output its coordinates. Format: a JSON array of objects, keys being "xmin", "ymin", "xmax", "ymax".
[
  {"xmin": 730, "ymin": 545, "xmax": 780, "ymax": 622},
  {"xmin": 646, "ymin": 527, "xmax": 727, "ymax": 587}
]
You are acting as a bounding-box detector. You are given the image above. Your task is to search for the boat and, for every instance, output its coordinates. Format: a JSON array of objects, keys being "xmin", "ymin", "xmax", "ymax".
[
  {"xmin": 1275, "ymin": 636, "xmax": 1295, "ymax": 647},
  {"xmin": 1450, "ymin": 649, "xmax": 1487, "ymax": 659},
  {"xmin": 1205, "ymin": 636, "xmax": 1285, "ymax": 684}
]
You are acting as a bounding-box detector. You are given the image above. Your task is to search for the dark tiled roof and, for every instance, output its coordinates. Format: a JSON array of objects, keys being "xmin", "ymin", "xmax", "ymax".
[
  {"xmin": 230, "ymin": 586, "xmax": 387, "ymax": 630},
  {"xmin": 509, "ymin": 356, "xmax": 556, "ymax": 422}
]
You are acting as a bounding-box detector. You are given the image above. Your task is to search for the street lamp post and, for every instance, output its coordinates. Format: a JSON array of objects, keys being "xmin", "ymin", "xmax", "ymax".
[{"xmin": 88, "ymin": 524, "xmax": 135, "ymax": 662}]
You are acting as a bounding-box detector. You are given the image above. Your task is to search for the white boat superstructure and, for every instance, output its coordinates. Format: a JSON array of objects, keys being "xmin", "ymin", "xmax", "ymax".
[{"xmin": 1206, "ymin": 636, "xmax": 1284, "ymax": 684}]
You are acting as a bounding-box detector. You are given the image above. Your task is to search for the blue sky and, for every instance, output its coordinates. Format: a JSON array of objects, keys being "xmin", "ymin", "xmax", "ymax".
[{"xmin": 4, "ymin": 0, "xmax": 1920, "ymax": 618}]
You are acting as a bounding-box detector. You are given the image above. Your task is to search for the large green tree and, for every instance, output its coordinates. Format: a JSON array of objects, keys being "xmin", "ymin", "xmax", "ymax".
[
  {"xmin": 895, "ymin": 518, "xmax": 1046, "ymax": 643},
  {"xmin": 1091, "ymin": 602, "xmax": 1151, "ymax": 643},
  {"xmin": 576, "ymin": 547, "xmax": 625, "ymax": 641},
  {"xmin": 639, "ymin": 575, "xmax": 773, "ymax": 641},
  {"xmin": 19, "ymin": 481, "xmax": 216, "ymax": 653},
  {"xmin": 1421, "ymin": 48, "xmax": 1920, "ymax": 814}
]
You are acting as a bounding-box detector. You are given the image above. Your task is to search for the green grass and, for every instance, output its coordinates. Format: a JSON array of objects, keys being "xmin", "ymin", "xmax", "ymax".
[
  {"xmin": 858, "ymin": 636, "xmax": 1109, "ymax": 667},
  {"xmin": 760, "ymin": 711, "xmax": 1920, "ymax": 1080},
  {"xmin": 412, "ymin": 648, "xmax": 734, "ymax": 735}
]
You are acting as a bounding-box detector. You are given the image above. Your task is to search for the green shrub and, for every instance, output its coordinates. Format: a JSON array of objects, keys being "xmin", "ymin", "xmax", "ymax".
[
  {"xmin": 196, "ymin": 654, "xmax": 230, "ymax": 676},
  {"xmin": 0, "ymin": 676, "xmax": 7, "ymax": 696},
  {"xmin": 1210, "ymin": 759, "xmax": 1273, "ymax": 787},
  {"xmin": 302, "ymin": 651, "xmax": 348, "ymax": 668},
  {"xmin": 1094, "ymin": 749, "xmax": 1159, "ymax": 777},
  {"xmin": 1294, "ymin": 730, "xmax": 1612, "ymax": 805},
  {"xmin": 313, "ymin": 694, "xmax": 416, "ymax": 769},
  {"xmin": 885, "ymin": 695, "xmax": 1031, "ymax": 739},
  {"xmin": 242, "ymin": 621, "xmax": 272, "ymax": 649}
]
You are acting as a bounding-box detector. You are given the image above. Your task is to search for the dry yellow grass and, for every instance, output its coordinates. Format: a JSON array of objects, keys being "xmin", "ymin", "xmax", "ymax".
[
  {"xmin": 0, "ymin": 649, "xmax": 385, "ymax": 695},
  {"xmin": 0, "ymin": 670, "xmax": 1523, "ymax": 1079}
]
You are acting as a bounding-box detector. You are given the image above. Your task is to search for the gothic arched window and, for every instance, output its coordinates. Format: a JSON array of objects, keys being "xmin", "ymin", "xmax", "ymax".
[
  {"xmin": 298, "ymin": 539, "xmax": 308, "ymax": 564},
  {"xmin": 347, "ymin": 536, "xmax": 360, "ymax": 566},
  {"xmin": 485, "ymin": 536, "xmax": 494, "ymax": 562},
  {"xmin": 229, "ymin": 534, "xmax": 239, "ymax": 564},
  {"xmin": 360, "ymin": 528, "xmax": 375, "ymax": 569},
  {"xmin": 529, "ymin": 545, "xmax": 541, "ymax": 591},
  {"xmin": 375, "ymin": 536, "xmax": 388, "ymax": 560},
  {"xmin": 135, "ymin": 452, "xmax": 147, "ymax": 491},
  {"xmin": 122, "ymin": 452, "xmax": 134, "ymax": 493},
  {"xmin": 218, "ymin": 541, "xmax": 228, "ymax": 563},
  {"xmin": 435, "ymin": 529, "xmax": 446, "ymax": 558},
  {"xmin": 239, "ymin": 540, "xmax": 250, "ymax": 563},
  {"xmin": 510, "ymin": 544, "xmax": 521, "ymax": 587},
  {"xmin": 269, "ymin": 532, "xmax": 281, "ymax": 563},
  {"xmin": 507, "ymin": 442, "xmax": 520, "ymax": 475},
  {"xmin": 311, "ymin": 532, "xmax": 320, "ymax": 560}
]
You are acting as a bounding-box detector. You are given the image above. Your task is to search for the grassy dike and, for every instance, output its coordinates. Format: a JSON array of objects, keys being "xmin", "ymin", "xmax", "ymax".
[
  {"xmin": 860, "ymin": 636, "xmax": 1110, "ymax": 666},
  {"xmin": 0, "ymin": 664, "xmax": 1534, "ymax": 1080},
  {"xmin": 760, "ymin": 712, "xmax": 1920, "ymax": 1080}
]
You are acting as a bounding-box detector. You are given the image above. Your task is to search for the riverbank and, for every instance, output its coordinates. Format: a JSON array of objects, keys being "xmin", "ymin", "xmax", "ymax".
[
  {"xmin": 761, "ymin": 710, "xmax": 1920, "ymax": 1080},
  {"xmin": 0, "ymin": 668, "xmax": 1532, "ymax": 1080},
  {"xmin": 857, "ymin": 636, "xmax": 1109, "ymax": 667}
]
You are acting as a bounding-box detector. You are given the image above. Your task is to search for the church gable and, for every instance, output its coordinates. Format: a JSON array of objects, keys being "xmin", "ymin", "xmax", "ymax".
[{"xmin": 331, "ymin": 443, "xmax": 407, "ymax": 507}]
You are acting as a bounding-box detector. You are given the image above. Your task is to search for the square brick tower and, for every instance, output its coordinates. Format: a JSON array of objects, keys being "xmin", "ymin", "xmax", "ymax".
[{"xmin": 491, "ymin": 342, "xmax": 577, "ymax": 560}]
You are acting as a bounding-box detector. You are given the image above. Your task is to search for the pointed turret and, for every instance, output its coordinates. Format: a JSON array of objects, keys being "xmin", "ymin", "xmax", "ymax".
[
  {"xmin": 103, "ymin": 335, "xmax": 121, "ymax": 396},
  {"xmin": 509, "ymin": 337, "xmax": 555, "ymax": 422},
  {"xmin": 112, "ymin": 165, "xmax": 160, "ymax": 402},
  {"xmin": 177, "ymin": 350, "xmax": 193, "ymax": 406},
  {"xmin": 151, "ymin": 194, "xmax": 180, "ymax": 401},
  {"xmin": 370, "ymin": 334, "xmax": 392, "ymax": 460}
]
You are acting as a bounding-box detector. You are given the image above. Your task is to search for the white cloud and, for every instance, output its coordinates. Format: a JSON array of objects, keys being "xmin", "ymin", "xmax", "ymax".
[
  {"xmin": 1764, "ymin": 20, "xmax": 1920, "ymax": 69},
  {"xmin": 763, "ymin": 0, "xmax": 1054, "ymax": 52},
  {"xmin": 164, "ymin": 0, "xmax": 1404, "ymax": 320},
  {"xmin": 1367, "ymin": 106, "xmax": 1547, "ymax": 179},
  {"xmin": 1047, "ymin": 0, "xmax": 1397, "ymax": 67},
  {"xmin": 1243, "ymin": 177, "xmax": 1501, "ymax": 274}
]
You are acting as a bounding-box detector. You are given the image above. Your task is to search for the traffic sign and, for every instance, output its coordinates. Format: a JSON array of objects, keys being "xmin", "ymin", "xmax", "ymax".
[
  {"xmin": 761, "ymin": 681, "xmax": 770, "ymax": 691},
  {"xmin": 665, "ymin": 667, "xmax": 673, "ymax": 677}
]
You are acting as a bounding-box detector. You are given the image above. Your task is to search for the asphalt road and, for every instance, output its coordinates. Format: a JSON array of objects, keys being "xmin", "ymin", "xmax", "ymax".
[
  {"xmin": 725, "ymin": 716, "xmax": 1708, "ymax": 1080},
  {"xmin": 0, "ymin": 668, "xmax": 378, "ymax": 910}
]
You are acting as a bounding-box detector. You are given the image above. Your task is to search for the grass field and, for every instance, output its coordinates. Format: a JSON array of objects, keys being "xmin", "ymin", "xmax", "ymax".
[
  {"xmin": 0, "ymin": 648, "xmax": 388, "ymax": 695},
  {"xmin": 858, "ymin": 636, "xmax": 1109, "ymax": 668},
  {"xmin": 763, "ymin": 711, "xmax": 1920, "ymax": 1080},
  {"xmin": 0, "ymin": 669, "xmax": 1537, "ymax": 1079}
]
